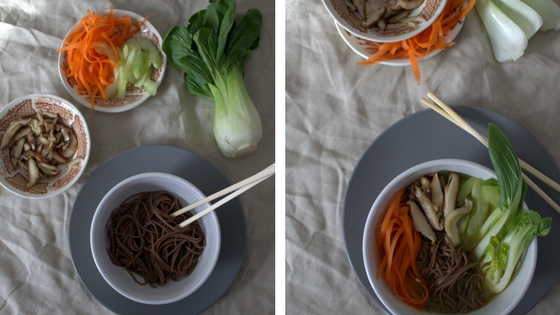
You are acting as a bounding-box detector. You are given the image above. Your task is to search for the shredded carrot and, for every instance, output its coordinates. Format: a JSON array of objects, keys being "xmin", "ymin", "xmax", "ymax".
[
  {"xmin": 357, "ymin": 0, "xmax": 476, "ymax": 85},
  {"xmin": 375, "ymin": 188, "xmax": 428, "ymax": 310},
  {"xmin": 57, "ymin": 6, "xmax": 148, "ymax": 109}
]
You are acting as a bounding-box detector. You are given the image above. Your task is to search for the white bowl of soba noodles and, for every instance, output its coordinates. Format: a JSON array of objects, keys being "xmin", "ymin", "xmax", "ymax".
[
  {"xmin": 90, "ymin": 172, "xmax": 221, "ymax": 305},
  {"xmin": 363, "ymin": 159, "xmax": 537, "ymax": 315}
]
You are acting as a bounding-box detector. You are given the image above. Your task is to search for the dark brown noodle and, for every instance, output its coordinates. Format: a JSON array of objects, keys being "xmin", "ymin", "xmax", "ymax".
[
  {"xmin": 106, "ymin": 191, "xmax": 206, "ymax": 288},
  {"xmin": 417, "ymin": 231, "xmax": 488, "ymax": 313}
]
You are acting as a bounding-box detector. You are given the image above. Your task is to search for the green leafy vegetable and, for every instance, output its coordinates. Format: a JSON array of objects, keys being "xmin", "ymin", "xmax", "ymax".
[
  {"xmin": 464, "ymin": 123, "xmax": 552, "ymax": 293},
  {"xmin": 162, "ymin": 0, "xmax": 263, "ymax": 158},
  {"xmin": 480, "ymin": 209, "xmax": 551, "ymax": 293}
]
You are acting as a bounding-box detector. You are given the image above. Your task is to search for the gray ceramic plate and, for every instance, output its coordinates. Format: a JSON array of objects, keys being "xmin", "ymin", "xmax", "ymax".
[
  {"xmin": 68, "ymin": 145, "xmax": 246, "ymax": 314},
  {"xmin": 343, "ymin": 106, "xmax": 560, "ymax": 314}
]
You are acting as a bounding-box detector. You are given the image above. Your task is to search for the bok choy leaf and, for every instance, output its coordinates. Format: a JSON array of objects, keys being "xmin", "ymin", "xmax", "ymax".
[
  {"xmin": 163, "ymin": 0, "xmax": 263, "ymax": 158},
  {"xmin": 473, "ymin": 124, "xmax": 552, "ymax": 293}
]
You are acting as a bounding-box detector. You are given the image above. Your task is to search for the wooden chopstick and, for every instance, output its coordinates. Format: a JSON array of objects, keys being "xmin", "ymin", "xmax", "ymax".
[
  {"xmin": 172, "ymin": 163, "xmax": 275, "ymax": 227},
  {"xmin": 424, "ymin": 92, "xmax": 560, "ymax": 193},
  {"xmin": 421, "ymin": 93, "xmax": 560, "ymax": 214}
]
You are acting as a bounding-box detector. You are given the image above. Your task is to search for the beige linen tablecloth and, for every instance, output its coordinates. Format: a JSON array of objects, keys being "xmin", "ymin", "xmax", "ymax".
[
  {"xmin": 0, "ymin": 0, "xmax": 275, "ymax": 314},
  {"xmin": 286, "ymin": 1, "xmax": 560, "ymax": 314}
]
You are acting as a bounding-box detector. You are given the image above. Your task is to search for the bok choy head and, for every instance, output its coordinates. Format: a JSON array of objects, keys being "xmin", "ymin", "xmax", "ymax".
[
  {"xmin": 475, "ymin": 124, "xmax": 552, "ymax": 293},
  {"xmin": 163, "ymin": 0, "xmax": 263, "ymax": 158}
]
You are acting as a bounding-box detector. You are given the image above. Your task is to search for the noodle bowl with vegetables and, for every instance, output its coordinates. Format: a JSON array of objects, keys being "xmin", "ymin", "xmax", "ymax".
[{"xmin": 363, "ymin": 159, "xmax": 542, "ymax": 315}]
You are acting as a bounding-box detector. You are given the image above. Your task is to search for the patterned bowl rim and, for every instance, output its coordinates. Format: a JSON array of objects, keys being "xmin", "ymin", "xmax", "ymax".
[
  {"xmin": 0, "ymin": 94, "xmax": 91, "ymax": 199},
  {"xmin": 334, "ymin": 14, "xmax": 465, "ymax": 66},
  {"xmin": 322, "ymin": 0, "xmax": 449, "ymax": 43},
  {"xmin": 57, "ymin": 9, "xmax": 167, "ymax": 113}
]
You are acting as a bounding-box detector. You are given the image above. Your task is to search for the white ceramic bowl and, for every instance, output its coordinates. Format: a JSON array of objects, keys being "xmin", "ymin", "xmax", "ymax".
[
  {"xmin": 362, "ymin": 159, "xmax": 537, "ymax": 315},
  {"xmin": 58, "ymin": 9, "xmax": 166, "ymax": 113},
  {"xmin": 323, "ymin": 0, "xmax": 448, "ymax": 42},
  {"xmin": 0, "ymin": 94, "xmax": 90, "ymax": 199},
  {"xmin": 90, "ymin": 172, "xmax": 221, "ymax": 305}
]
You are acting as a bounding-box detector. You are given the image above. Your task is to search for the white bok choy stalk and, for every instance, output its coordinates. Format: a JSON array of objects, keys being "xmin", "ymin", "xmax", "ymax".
[
  {"xmin": 476, "ymin": 0, "xmax": 528, "ymax": 62},
  {"xmin": 162, "ymin": 0, "xmax": 263, "ymax": 158},
  {"xmin": 521, "ymin": 0, "xmax": 560, "ymax": 31},
  {"xmin": 492, "ymin": 0, "xmax": 543, "ymax": 39}
]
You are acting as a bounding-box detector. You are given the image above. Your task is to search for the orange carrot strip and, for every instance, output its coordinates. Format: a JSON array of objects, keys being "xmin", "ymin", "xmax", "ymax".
[
  {"xmin": 57, "ymin": 5, "xmax": 149, "ymax": 109},
  {"xmin": 375, "ymin": 189, "xmax": 428, "ymax": 309},
  {"xmin": 357, "ymin": 0, "xmax": 475, "ymax": 84}
]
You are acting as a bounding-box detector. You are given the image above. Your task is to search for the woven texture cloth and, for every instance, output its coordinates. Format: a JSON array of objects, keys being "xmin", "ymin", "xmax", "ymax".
[
  {"xmin": 286, "ymin": 1, "xmax": 560, "ymax": 314},
  {"xmin": 0, "ymin": 1, "xmax": 275, "ymax": 314}
]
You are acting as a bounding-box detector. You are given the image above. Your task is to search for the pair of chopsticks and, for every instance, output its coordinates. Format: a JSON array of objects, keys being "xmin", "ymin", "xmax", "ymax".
[
  {"xmin": 171, "ymin": 163, "xmax": 275, "ymax": 228},
  {"xmin": 420, "ymin": 92, "xmax": 560, "ymax": 214}
]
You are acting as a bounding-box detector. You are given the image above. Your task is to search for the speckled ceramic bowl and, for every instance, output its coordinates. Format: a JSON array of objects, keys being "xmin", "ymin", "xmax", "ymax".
[
  {"xmin": 0, "ymin": 94, "xmax": 90, "ymax": 198},
  {"xmin": 323, "ymin": 0, "xmax": 447, "ymax": 42},
  {"xmin": 58, "ymin": 9, "xmax": 166, "ymax": 113}
]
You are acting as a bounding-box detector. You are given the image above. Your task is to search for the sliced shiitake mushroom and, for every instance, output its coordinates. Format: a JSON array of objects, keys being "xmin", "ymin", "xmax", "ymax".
[{"xmin": 2, "ymin": 110, "xmax": 82, "ymax": 188}]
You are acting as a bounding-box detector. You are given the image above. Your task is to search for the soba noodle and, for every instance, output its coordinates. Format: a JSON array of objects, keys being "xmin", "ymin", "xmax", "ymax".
[
  {"xmin": 416, "ymin": 231, "xmax": 488, "ymax": 313},
  {"xmin": 106, "ymin": 191, "xmax": 206, "ymax": 288}
]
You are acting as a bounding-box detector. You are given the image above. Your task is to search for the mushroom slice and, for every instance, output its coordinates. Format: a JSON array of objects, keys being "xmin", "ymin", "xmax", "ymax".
[
  {"xmin": 388, "ymin": 9, "xmax": 410, "ymax": 24},
  {"xmin": 27, "ymin": 157, "xmax": 40, "ymax": 188},
  {"xmin": 12, "ymin": 138, "xmax": 25, "ymax": 160},
  {"xmin": 445, "ymin": 199, "xmax": 473, "ymax": 247},
  {"xmin": 44, "ymin": 117, "xmax": 59, "ymax": 132},
  {"xmin": 378, "ymin": 18, "xmax": 387, "ymax": 30},
  {"xmin": 38, "ymin": 162, "xmax": 60, "ymax": 177},
  {"xmin": 430, "ymin": 173, "xmax": 444, "ymax": 211},
  {"xmin": 36, "ymin": 135, "xmax": 50, "ymax": 146},
  {"xmin": 362, "ymin": 7, "xmax": 386, "ymax": 28},
  {"xmin": 25, "ymin": 150, "xmax": 46, "ymax": 162},
  {"xmin": 61, "ymin": 133, "xmax": 78, "ymax": 158},
  {"xmin": 50, "ymin": 149, "xmax": 68, "ymax": 165},
  {"xmin": 400, "ymin": 15, "xmax": 426, "ymax": 25},
  {"xmin": 0, "ymin": 118, "xmax": 32, "ymax": 149},
  {"xmin": 408, "ymin": 200, "xmax": 436, "ymax": 243},
  {"xmin": 398, "ymin": 0, "xmax": 424, "ymax": 10},
  {"xmin": 29, "ymin": 119, "xmax": 42, "ymax": 135},
  {"xmin": 443, "ymin": 173, "xmax": 460, "ymax": 218},
  {"xmin": 67, "ymin": 157, "xmax": 83, "ymax": 168},
  {"xmin": 352, "ymin": 0, "xmax": 367, "ymax": 19},
  {"xmin": 413, "ymin": 184, "xmax": 443, "ymax": 230},
  {"xmin": 420, "ymin": 176, "xmax": 430, "ymax": 193},
  {"xmin": 39, "ymin": 110, "xmax": 58, "ymax": 120},
  {"xmin": 17, "ymin": 158, "xmax": 28, "ymax": 171},
  {"xmin": 345, "ymin": 0, "xmax": 357, "ymax": 11},
  {"xmin": 61, "ymin": 128, "xmax": 71, "ymax": 142},
  {"xmin": 384, "ymin": 4, "xmax": 403, "ymax": 18},
  {"xmin": 36, "ymin": 111, "xmax": 45, "ymax": 125},
  {"xmin": 12, "ymin": 126, "xmax": 32, "ymax": 143},
  {"xmin": 26, "ymin": 133, "xmax": 37, "ymax": 151}
]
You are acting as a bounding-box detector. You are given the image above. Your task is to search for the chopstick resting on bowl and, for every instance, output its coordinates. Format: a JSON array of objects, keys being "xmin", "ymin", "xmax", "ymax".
[
  {"xmin": 171, "ymin": 163, "xmax": 275, "ymax": 227},
  {"xmin": 420, "ymin": 92, "xmax": 560, "ymax": 214}
]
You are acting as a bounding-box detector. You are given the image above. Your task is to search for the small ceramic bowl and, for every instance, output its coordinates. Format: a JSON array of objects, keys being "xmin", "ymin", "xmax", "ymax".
[
  {"xmin": 334, "ymin": 18, "xmax": 464, "ymax": 66},
  {"xmin": 362, "ymin": 159, "xmax": 537, "ymax": 315},
  {"xmin": 58, "ymin": 9, "xmax": 166, "ymax": 113},
  {"xmin": 323, "ymin": 0, "xmax": 448, "ymax": 42},
  {"xmin": 0, "ymin": 94, "xmax": 90, "ymax": 199},
  {"xmin": 90, "ymin": 172, "xmax": 221, "ymax": 305}
]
